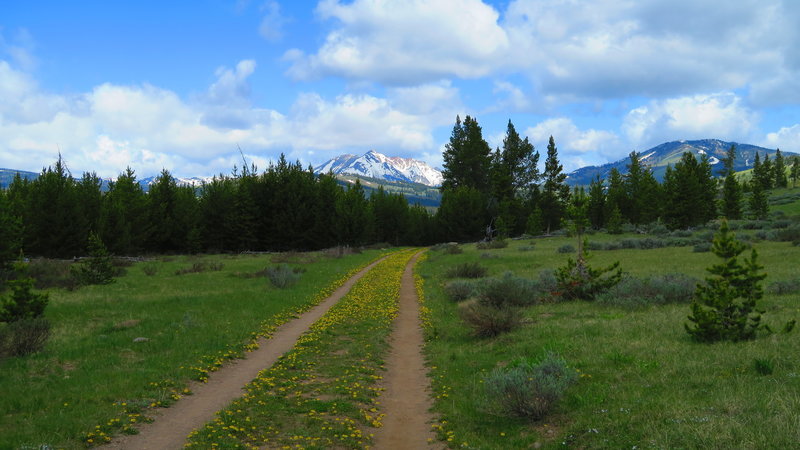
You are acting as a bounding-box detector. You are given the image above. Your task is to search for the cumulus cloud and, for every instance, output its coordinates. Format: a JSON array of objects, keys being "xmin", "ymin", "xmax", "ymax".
[
  {"xmin": 283, "ymin": 0, "xmax": 799, "ymax": 104},
  {"xmin": 525, "ymin": 118, "xmax": 622, "ymax": 170},
  {"xmin": 0, "ymin": 58, "xmax": 450, "ymax": 177},
  {"xmin": 285, "ymin": 0, "xmax": 510, "ymax": 84},
  {"xmin": 763, "ymin": 124, "xmax": 800, "ymax": 153},
  {"xmin": 622, "ymin": 92, "xmax": 757, "ymax": 149}
]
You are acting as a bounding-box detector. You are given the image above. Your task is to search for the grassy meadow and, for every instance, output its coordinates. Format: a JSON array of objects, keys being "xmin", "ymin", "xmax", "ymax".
[
  {"xmin": 0, "ymin": 249, "xmax": 384, "ymax": 448},
  {"xmin": 419, "ymin": 231, "xmax": 799, "ymax": 449}
]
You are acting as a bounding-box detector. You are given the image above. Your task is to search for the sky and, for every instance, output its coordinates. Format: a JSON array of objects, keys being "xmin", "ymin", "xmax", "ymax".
[{"xmin": 2, "ymin": 0, "xmax": 800, "ymax": 178}]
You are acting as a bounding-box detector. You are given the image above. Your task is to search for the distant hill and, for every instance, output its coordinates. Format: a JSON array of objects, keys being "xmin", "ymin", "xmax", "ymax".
[
  {"xmin": 0, "ymin": 168, "xmax": 212, "ymax": 192},
  {"xmin": 566, "ymin": 139, "xmax": 798, "ymax": 185},
  {"xmin": 331, "ymin": 173, "xmax": 441, "ymax": 208},
  {"xmin": 315, "ymin": 150, "xmax": 443, "ymax": 187}
]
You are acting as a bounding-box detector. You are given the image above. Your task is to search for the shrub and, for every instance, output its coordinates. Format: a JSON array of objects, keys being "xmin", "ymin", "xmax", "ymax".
[
  {"xmin": 442, "ymin": 244, "xmax": 463, "ymax": 255},
  {"xmin": 175, "ymin": 261, "xmax": 224, "ymax": 276},
  {"xmin": 767, "ymin": 278, "xmax": 800, "ymax": 295},
  {"xmin": 0, "ymin": 318, "xmax": 51, "ymax": 358},
  {"xmin": 518, "ymin": 245, "xmax": 535, "ymax": 252},
  {"xmin": 443, "ymin": 280, "xmax": 476, "ymax": 302},
  {"xmin": 482, "ymin": 353, "xmax": 577, "ymax": 420},
  {"xmin": 537, "ymin": 269, "xmax": 558, "ymax": 293},
  {"xmin": 71, "ymin": 233, "xmax": 116, "ymax": 285},
  {"xmin": 479, "ymin": 252, "xmax": 499, "ymax": 260},
  {"xmin": 771, "ymin": 225, "xmax": 800, "ymax": 242},
  {"xmin": 597, "ymin": 273, "xmax": 698, "ymax": 308},
  {"xmin": 670, "ymin": 229, "xmax": 694, "ymax": 238},
  {"xmin": 478, "ymin": 272, "xmax": 541, "ymax": 308},
  {"xmin": 444, "ymin": 262, "xmax": 488, "ymax": 279},
  {"xmin": 686, "ymin": 219, "xmax": 768, "ymax": 342},
  {"xmin": 1, "ymin": 262, "xmax": 49, "ymax": 323},
  {"xmin": 26, "ymin": 259, "xmax": 77, "ymax": 290},
  {"xmin": 458, "ymin": 301, "xmax": 520, "ymax": 338},
  {"xmin": 692, "ymin": 242, "xmax": 712, "ymax": 253},
  {"xmin": 265, "ymin": 264, "xmax": 303, "ymax": 288},
  {"xmin": 556, "ymin": 244, "xmax": 575, "ymax": 254},
  {"xmin": 141, "ymin": 263, "xmax": 159, "ymax": 276},
  {"xmin": 476, "ymin": 239, "xmax": 508, "ymax": 250}
]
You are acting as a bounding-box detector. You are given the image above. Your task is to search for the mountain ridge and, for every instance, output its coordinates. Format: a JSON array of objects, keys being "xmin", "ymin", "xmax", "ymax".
[{"xmin": 314, "ymin": 150, "xmax": 443, "ymax": 187}]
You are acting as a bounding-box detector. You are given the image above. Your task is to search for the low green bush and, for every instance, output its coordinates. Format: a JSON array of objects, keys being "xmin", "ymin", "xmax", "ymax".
[
  {"xmin": 556, "ymin": 244, "xmax": 575, "ymax": 254},
  {"xmin": 0, "ymin": 318, "xmax": 51, "ymax": 358},
  {"xmin": 692, "ymin": 242, "xmax": 712, "ymax": 253},
  {"xmin": 478, "ymin": 272, "xmax": 541, "ymax": 308},
  {"xmin": 175, "ymin": 261, "xmax": 224, "ymax": 276},
  {"xmin": 443, "ymin": 280, "xmax": 476, "ymax": 302},
  {"xmin": 482, "ymin": 353, "xmax": 577, "ymax": 420},
  {"xmin": 597, "ymin": 273, "xmax": 698, "ymax": 308},
  {"xmin": 444, "ymin": 262, "xmax": 488, "ymax": 279},
  {"xmin": 265, "ymin": 264, "xmax": 303, "ymax": 288},
  {"xmin": 458, "ymin": 301, "xmax": 520, "ymax": 338},
  {"xmin": 476, "ymin": 239, "xmax": 508, "ymax": 250},
  {"xmin": 767, "ymin": 278, "xmax": 800, "ymax": 295}
]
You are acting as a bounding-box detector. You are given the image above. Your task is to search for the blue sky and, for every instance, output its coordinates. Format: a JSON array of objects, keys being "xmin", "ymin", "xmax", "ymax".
[{"xmin": 2, "ymin": 0, "xmax": 800, "ymax": 178}]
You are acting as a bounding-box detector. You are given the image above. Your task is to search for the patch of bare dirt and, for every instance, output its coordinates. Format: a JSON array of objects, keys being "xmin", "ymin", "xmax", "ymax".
[{"xmin": 372, "ymin": 252, "xmax": 440, "ymax": 449}]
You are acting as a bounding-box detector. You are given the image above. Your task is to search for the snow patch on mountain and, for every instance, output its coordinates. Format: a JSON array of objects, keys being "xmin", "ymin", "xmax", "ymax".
[{"xmin": 315, "ymin": 150, "xmax": 443, "ymax": 186}]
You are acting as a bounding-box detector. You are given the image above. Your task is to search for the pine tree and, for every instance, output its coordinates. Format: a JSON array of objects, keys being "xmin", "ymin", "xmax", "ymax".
[
  {"xmin": 604, "ymin": 168, "xmax": 625, "ymax": 225},
  {"xmin": 71, "ymin": 232, "xmax": 115, "ymax": 285},
  {"xmin": 441, "ymin": 115, "xmax": 492, "ymax": 192},
  {"xmin": 587, "ymin": 175, "xmax": 605, "ymax": 229},
  {"xmin": 436, "ymin": 186, "xmax": 488, "ymax": 242},
  {"xmin": 0, "ymin": 190, "xmax": 22, "ymax": 275},
  {"xmin": 100, "ymin": 167, "xmax": 148, "ymax": 255},
  {"xmin": 721, "ymin": 144, "xmax": 742, "ymax": 220},
  {"xmin": 686, "ymin": 219, "xmax": 766, "ymax": 342},
  {"xmin": 334, "ymin": 180, "xmax": 370, "ymax": 246},
  {"xmin": 662, "ymin": 152, "xmax": 716, "ymax": 229},
  {"xmin": 0, "ymin": 259, "xmax": 49, "ymax": 323},
  {"xmin": 748, "ymin": 180, "xmax": 769, "ymax": 220},
  {"xmin": 760, "ymin": 154, "xmax": 773, "ymax": 190},
  {"xmin": 791, "ymin": 156, "xmax": 800, "ymax": 188},
  {"xmin": 539, "ymin": 136, "xmax": 570, "ymax": 233},
  {"xmin": 773, "ymin": 148, "xmax": 788, "ymax": 188}
]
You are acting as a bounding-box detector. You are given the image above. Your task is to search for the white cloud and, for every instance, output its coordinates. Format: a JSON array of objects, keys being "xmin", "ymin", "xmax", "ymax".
[
  {"xmin": 525, "ymin": 118, "xmax": 621, "ymax": 170},
  {"xmin": 622, "ymin": 92, "xmax": 757, "ymax": 149},
  {"xmin": 285, "ymin": 0, "xmax": 510, "ymax": 84},
  {"xmin": 763, "ymin": 124, "xmax": 800, "ymax": 153},
  {"xmin": 0, "ymin": 58, "xmax": 450, "ymax": 177},
  {"xmin": 490, "ymin": 81, "xmax": 533, "ymax": 112}
]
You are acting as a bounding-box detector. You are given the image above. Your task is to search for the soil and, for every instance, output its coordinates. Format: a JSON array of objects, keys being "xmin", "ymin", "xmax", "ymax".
[
  {"xmin": 105, "ymin": 257, "xmax": 385, "ymax": 450},
  {"xmin": 372, "ymin": 252, "xmax": 440, "ymax": 449}
]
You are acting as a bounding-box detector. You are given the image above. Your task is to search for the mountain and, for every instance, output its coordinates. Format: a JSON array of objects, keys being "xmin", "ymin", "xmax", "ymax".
[
  {"xmin": 566, "ymin": 139, "xmax": 798, "ymax": 186},
  {"xmin": 314, "ymin": 150, "xmax": 443, "ymax": 187},
  {"xmin": 0, "ymin": 168, "xmax": 213, "ymax": 191}
]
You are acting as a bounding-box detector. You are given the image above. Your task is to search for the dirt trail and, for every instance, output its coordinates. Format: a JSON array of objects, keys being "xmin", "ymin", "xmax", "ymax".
[
  {"xmin": 106, "ymin": 257, "xmax": 386, "ymax": 450},
  {"xmin": 372, "ymin": 252, "xmax": 439, "ymax": 449}
]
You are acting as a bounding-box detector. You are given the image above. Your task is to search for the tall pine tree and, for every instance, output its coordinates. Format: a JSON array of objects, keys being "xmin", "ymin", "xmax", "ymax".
[
  {"xmin": 539, "ymin": 136, "xmax": 570, "ymax": 233},
  {"xmin": 721, "ymin": 145, "xmax": 742, "ymax": 220},
  {"xmin": 773, "ymin": 148, "xmax": 788, "ymax": 188}
]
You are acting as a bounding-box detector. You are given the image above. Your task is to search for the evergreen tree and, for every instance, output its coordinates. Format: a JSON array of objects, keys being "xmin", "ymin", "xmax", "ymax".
[
  {"xmin": 748, "ymin": 180, "xmax": 769, "ymax": 220},
  {"xmin": 0, "ymin": 190, "xmax": 22, "ymax": 276},
  {"xmin": 199, "ymin": 176, "xmax": 238, "ymax": 252},
  {"xmin": 539, "ymin": 136, "xmax": 570, "ymax": 233},
  {"xmin": 24, "ymin": 156, "xmax": 83, "ymax": 258},
  {"xmin": 0, "ymin": 259, "xmax": 48, "ymax": 323},
  {"xmin": 587, "ymin": 175, "xmax": 605, "ymax": 229},
  {"xmin": 686, "ymin": 219, "xmax": 766, "ymax": 342},
  {"xmin": 760, "ymin": 154, "xmax": 773, "ymax": 190},
  {"xmin": 436, "ymin": 186, "xmax": 488, "ymax": 242},
  {"xmin": 624, "ymin": 152, "xmax": 663, "ymax": 224},
  {"xmin": 370, "ymin": 186, "xmax": 408, "ymax": 246},
  {"xmin": 773, "ymin": 148, "xmax": 788, "ymax": 188},
  {"xmin": 71, "ymin": 232, "xmax": 115, "ymax": 285},
  {"xmin": 100, "ymin": 167, "xmax": 148, "ymax": 255},
  {"xmin": 312, "ymin": 173, "xmax": 341, "ymax": 249},
  {"xmin": 662, "ymin": 152, "xmax": 716, "ymax": 229},
  {"xmin": 441, "ymin": 115, "xmax": 493, "ymax": 192},
  {"xmin": 490, "ymin": 120, "xmax": 539, "ymax": 201},
  {"xmin": 604, "ymin": 168, "xmax": 625, "ymax": 225},
  {"xmin": 791, "ymin": 156, "xmax": 800, "ymax": 188},
  {"xmin": 721, "ymin": 144, "xmax": 742, "ymax": 220},
  {"xmin": 334, "ymin": 180, "xmax": 370, "ymax": 246},
  {"xmin": 75, "ymin": 172, "xmax": 103, "ymax": 249}
]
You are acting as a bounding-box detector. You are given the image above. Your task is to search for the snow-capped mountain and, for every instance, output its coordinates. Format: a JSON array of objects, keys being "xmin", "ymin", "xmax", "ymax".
[{"xmin": 315, "ymin": 150, "xmax": 443, "ymax": 187}]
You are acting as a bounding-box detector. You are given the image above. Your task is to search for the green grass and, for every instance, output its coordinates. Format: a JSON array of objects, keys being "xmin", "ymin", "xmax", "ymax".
[
  {"xmin": 420, "ymin": 235, "xmax": 800, "ymax": 448},
  {"xmin": 0, "ymin": 250, "xmax": 383, "ymax": 448},
  {"xmin": 186, "ymin": 249, "xmax": 418, "ymax": 448}
]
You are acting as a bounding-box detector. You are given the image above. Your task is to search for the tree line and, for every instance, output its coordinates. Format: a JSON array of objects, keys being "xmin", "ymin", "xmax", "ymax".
[
  {"xmin": 437, "ymin": 116, "xmax": 800, "ymax": 240},
  {"xmin": 2, "ymin": 115, "xmax": 799, "ymax": 263},
  {"xmin": 0, "ymin": 155, "xmax": 437, "ymax": 262}
]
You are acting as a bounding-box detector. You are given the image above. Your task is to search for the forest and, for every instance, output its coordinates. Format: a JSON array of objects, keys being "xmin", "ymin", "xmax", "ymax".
[{"xmin": 1, "ymin": 115, "xmax": 798, "ymax": 264}]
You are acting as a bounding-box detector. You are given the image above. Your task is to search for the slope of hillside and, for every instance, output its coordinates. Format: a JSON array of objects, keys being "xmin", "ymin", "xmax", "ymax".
[
  {"xmin": 567, "ymin": 139, "xmax": 797, "ymax": 185},
  {"xmin": 315, "ymin": 150, "xmax": 442, "ymax": 187}
]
